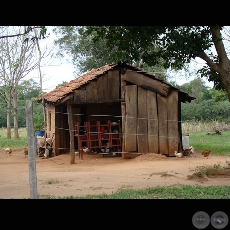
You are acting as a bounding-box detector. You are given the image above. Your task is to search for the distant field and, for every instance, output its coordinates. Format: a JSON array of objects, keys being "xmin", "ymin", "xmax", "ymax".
[
  {"xmin": 0, "ymin": 128, "xmax": 28, "ymax": 150},
  {"xmin": 188, "ymin": 131, "xmax": 230, "ymax": 156}
]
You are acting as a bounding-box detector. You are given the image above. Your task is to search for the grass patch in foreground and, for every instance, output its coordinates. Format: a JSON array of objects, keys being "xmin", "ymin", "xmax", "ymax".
[{"xmin": 41, "ymin": 185, "xmax": 230, "ymax": 199}]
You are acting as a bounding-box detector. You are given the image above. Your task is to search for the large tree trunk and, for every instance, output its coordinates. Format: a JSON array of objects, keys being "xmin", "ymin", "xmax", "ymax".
[
  {"xmin": 12, "ymin": 87, "xmax": 19, "ymax": 139},
  {"xmin": 6, "ymin": 106, "xmax": 11, "ymax": 139},
  {"xmin": 219, "ymin": 70, "xmax": 230, "ymax": 102},
  {"xmin": 209, "ymin": 27, "xmax": 230, "ymax": 102},
  {"xmin": 5, "ymin": 91, "xmax": 11, "ymax": 139}
]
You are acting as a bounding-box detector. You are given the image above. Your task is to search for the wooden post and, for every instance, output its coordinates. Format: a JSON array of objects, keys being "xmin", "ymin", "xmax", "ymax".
[
  {"xmin": 25, "ymin": 100, "xmax": 38, "ymax": 199},
  {"xmin": 67, "ymin": 102, "xmax": 75, "ymax": 164}
]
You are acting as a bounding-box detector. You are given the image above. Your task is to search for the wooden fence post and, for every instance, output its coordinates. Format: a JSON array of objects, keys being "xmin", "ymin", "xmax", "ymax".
[{"xmin": 26, "ymin": 100, "xmax": 38, "ymax": 199}]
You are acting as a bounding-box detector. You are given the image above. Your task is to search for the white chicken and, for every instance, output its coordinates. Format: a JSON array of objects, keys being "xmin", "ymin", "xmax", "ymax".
[
  {"xmin": 4, "ymin": 148, "xmax": 12, "ymax": 155},
  {"xmin": 82, "ymin": 147, "xmax": 90, "ymax": 153},
  {"xmin": 190, "ymin": 146, "xmax": 195, "ymax": 154},
  {"xmin": 174, "ymin": 151, "xmax": 183, "ymax": 158}
]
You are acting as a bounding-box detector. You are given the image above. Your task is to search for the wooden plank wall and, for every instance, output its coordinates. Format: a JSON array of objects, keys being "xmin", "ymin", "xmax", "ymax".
[
  {"xmin": 86, "ymin": 80, "xmax": 98, "ymax": 102},
  {"xmin": 74, "ymin": 69, "xmax": 120, "ymax": 104},
  {"xmin": 137, "ymin": 87, "xmax": 148, "ymax": 153},
  {"xmin": 72, "ymin": 107, "xmax": 81, "ymax": 125},
  {"xmin": 108, "ymin": 69, "xmax": 120, "ymax": 101},
  {"xmin": 177, "ymin": 97, "xmax": 183, "ymax": 153},
  {"xmin": 120, "ymin": 73, "xmax": 126, "ymax": 152},
  {"xmin": 124, "ymin": 85, "xmax": 137, "ymax": 151},
  {"xmin": 147, "ymin": 90, "xmax": 158, "ymax": 154},
  {"xmin": 97, "ymin": 73, "xmax": 108, "ymax": 101},
  {"xmin": 167, "ymin": 91, "xmax": 179, "ymax": 156},
  {"xmin": 157, "ymin": 94, "xmax": 169, "ymax": 155},
  {"xmin": 74, "ymin": 86, "xmax": 86, "ymax": 102},
  {"xmin": 54, "ymin": 106, "xmax": 66, "ymax": 155}
]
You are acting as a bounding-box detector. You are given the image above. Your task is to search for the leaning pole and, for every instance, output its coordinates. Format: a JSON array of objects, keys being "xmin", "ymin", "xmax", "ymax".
[{"xmin": 25, "ymin": 100, "xmax": 38, "ymax": 199}]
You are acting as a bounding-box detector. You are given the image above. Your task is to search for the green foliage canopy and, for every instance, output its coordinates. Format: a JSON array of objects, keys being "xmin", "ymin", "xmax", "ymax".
[
  {"xmin": 52, "ymin": 26, "xmax": 169, "ymax": 81},
  {"xmin": 85, "ymin": 26, "xmax": 230, "ymax": 101},
  {"xmin": 85, "ymin": 26, "xmax": 217, "ymax": 68}
]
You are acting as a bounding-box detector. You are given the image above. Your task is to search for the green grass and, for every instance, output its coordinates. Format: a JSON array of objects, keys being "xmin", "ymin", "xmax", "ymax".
[
  {"xmin": 0, "ymin": 128, "xmax": 28, "ymax": 150},
  {"xmin": 189, "ymin": 131, "xmax": 230, "ymax": 156},
  {"xmin": 40, "ymin": 185, "xmax": 230, "ymax": 199}
]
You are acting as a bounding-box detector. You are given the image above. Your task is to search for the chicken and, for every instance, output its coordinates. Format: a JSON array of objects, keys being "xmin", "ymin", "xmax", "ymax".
[
  {"xmin": 23, "ymin": 148, "xmax": 28, "ymax": 157},
  {"xmin": 174, "ymin": 151, "xmax": 183, "ymax": 158},
  {"xmin": 82, "ymin": 147, "xmax": 90, "ymax": 153},
  {"xmin": 183, "ymin": 146, "xmax": 195, "ymax": 156},
  {"xmin": 202, "ymin": 150, "xmax": 211, "ymax": 157},
  {"xmin": 190, "ymin": 146, "xmax": 195, "ymax": 154},
  {"xmin": 183, "ymin": 149, "xmax": 192, "ymax": 156},
  {"xmin": 4, "ymin": 148, "xmax": 12, "ymax": 155}
]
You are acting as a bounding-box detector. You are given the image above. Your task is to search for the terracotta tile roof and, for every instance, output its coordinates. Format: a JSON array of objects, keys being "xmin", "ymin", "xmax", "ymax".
[{"xmin": 37, "ymin": 63, "xmax": 117, "ymax": 105}]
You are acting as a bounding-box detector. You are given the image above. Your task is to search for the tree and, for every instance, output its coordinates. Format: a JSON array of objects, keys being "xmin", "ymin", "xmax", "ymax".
[
  {"xmin": 84, "ymin": 26, "xmax": 230, "ymax": 101},
  {"xmin": 53, "ymin": 26, "xmax": 120, "ymax": 75},
  {"xmin": 0, "ymin": 26, "xmax": 49, "ymax": 139},
  {"xmin": 0, "ymin": 79, "xmax": 41, "ymax": 128},
  {"xmin": 17, "ymin": 79, "xmax": 42, "ymax": 129},
  {"xmin": 52, "ymin": 26, "xmax": 169, "ymax": 81},
  {"xmin": 178, "ymin": 78, "xmax": 208, "ymax": 103},
  {"xmin": 0, "ymin": 26, "xmax": 47, "ymax": 40}
]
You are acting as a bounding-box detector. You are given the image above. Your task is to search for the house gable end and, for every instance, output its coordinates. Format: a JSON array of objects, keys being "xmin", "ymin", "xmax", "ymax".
[{"xmin": 123, "ymin": 68, "xmax": 170, "ymax": 97}]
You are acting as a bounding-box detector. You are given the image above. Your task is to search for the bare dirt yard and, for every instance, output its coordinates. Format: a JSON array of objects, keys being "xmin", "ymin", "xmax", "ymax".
[{"xmin": 0, "ymin": 149, "xmax": 230, "ymax": 199}]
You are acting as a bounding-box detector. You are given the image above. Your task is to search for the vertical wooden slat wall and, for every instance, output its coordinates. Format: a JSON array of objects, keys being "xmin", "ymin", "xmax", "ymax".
[
  {"xmin": 167, "ymin": 90, "xmax": 179, "ymax": 156},
  {"xmin": 97, "ymin": 73, "xmax": 108, "ymax": 101},
  {"xmin": 120, "ymin": 73, "xmax": 126, "ymax": 153},
  {"xmin": 55, "ymin": 106, "xmax": 65, "ymax": 155},
  {"xmin": 63, "ymin": 109, "xmax": 70, "ymax": 153},
  {"xmin": 74, "ymin": 86, "xmax": 86, "ymax": 102},
  {"xmin": 177, "ymin": 96, "xmax": 183, "ymax": 153},
  {"xmin": 124, "ymin": 85, "xmax": 137, "ymax": 152},
  {"xmin": 72, "ymin": 107, "xmax": 81, "ymax": 125},
  {"xmin": 108, "ymin": 69, "xmax": 120, "ymax": 101},
  {"xmin": 137, "ymin": 87, "xmax": 148, "ymax": 153},
  {"xmin": 86, "ymin": 80, "xmax": 98, "ymax": 102},
  {"xmin": 147, "ymin": 90, "xmax": 159, "ymax": 154},
  {"xmin": 157, "ymin": 94, "xmax": 169, "ymax": 155}
]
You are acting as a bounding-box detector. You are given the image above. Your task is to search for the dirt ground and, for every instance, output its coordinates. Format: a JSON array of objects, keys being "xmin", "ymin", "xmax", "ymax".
[{"xmin": 0, "ymin": 149, "xmax": 230, "ymax": 199}]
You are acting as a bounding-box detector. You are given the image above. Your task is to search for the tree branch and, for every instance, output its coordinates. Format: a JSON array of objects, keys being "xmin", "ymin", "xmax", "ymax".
[
  {"xmin": 210, "ymin": 26, "xmax": 230, "ymax": 68},
  {"xmin": 0, "ymin": 26, "xmax": 44, "ymax": 39}
]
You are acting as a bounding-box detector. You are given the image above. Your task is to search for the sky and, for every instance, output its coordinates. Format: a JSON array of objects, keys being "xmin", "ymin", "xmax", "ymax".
[
  {"xmin": 26, "ymin": 27, "xmax": 213, "ymax": 92},
  {"xmin": 26, "ymin": 27, "xmax": 76, "ymax": 92}
]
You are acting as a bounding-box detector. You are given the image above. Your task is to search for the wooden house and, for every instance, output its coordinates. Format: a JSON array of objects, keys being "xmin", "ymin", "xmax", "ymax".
[{"xmin": 37, "ymin": 62, "xmax": 195, "ymax": 157}]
